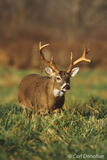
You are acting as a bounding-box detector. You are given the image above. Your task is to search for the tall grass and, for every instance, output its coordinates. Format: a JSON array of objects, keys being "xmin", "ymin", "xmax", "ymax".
[
  {"xmin": 0, "ymin": 97, "xmax": 107, "ymax": 160},
  {"xmin": 0, "ymin": 67, "xmax": 107, "ymax": 160}
]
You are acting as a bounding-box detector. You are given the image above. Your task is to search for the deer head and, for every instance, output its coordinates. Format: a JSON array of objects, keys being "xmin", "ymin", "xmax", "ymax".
[{"xmin": 39, "ymin": 42, "xmax": 91, "ymax": 97}]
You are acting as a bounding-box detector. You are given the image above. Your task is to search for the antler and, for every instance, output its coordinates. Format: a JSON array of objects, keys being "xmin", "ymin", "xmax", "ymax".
[
  {"xmin": 67, "ymin": 48, "xmax": 91, "ymax": 73},
  {"xmin": 39, "ymin": 42, "xmax": 59, "ymax": 73}
]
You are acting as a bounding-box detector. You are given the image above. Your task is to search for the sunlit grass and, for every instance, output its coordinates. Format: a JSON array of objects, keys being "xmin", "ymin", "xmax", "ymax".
[
  {"xmin": 0, "ymin": 66, "xmax": 107, "ymax": 160},
  {"xmin": 0, "ymin": 98, "xmax": 107, "ymax": 160}
]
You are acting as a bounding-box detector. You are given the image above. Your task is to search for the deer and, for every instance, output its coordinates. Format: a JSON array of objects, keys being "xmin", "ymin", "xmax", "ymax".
[{"xmin": 18, "ymin": 42, "xmax": 91, "ymax": 116}]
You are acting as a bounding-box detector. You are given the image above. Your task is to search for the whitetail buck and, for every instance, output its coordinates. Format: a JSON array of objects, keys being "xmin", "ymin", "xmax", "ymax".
[{"xmin": 18, "ymin": 42, "xmax": 91, "ymax": 116}]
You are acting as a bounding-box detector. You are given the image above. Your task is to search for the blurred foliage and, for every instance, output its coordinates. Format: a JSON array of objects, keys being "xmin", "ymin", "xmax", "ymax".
[
  {"xmin": 0, "ymin": 0, "xmax": 107, "ymax": 68},
  {"xmin": 0, "ymin": 0, "xmax": 106, "ymax": 39}
]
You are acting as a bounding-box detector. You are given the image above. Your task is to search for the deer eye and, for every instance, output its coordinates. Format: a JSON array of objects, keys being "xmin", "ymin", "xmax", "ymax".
[{"xmin": 56, "ymin": 76, "xmax": 62, "ymax": 82}]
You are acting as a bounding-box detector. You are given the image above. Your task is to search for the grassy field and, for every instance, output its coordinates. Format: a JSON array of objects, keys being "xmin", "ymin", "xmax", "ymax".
[{"xmin": 0, "ymin": 66, "xmax": 107, "ymax": 160}]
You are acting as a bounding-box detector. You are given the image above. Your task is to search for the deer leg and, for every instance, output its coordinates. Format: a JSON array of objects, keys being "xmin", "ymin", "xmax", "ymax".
[
  {"xmin": 27, "ymin": 102, "xmax": 36, "ymax": 118},
  {"xmin": 23, "ymin": 107, "xmax": 33, "ymax": 118},
  {"xmin": 19, "ymin": 103, "xmax": 28, "ymax": 117},
  {"xmin": 27, "ymin": 110, "xmax": 33, "ymax": 119},
  {"xmin": 23, "ymin": 107, "xmax": 28, "ymax": 117}
]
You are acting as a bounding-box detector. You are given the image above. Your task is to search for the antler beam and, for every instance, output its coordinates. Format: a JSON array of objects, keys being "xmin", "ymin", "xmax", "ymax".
[
  {"xmin": 67, "ymin": 48, "xmax": 91, "ymax": 73},
  {"xmin": 39, "ymin": 42, "xmax": 59, "ymax": 73}
]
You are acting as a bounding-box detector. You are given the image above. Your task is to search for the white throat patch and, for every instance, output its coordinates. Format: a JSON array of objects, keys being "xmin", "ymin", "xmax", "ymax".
[
  {"xmin": 53, "ymin": 83, "xmax": 70, "ymax": 97},
  {"xmin": 53, "ymin": 89, "xmax": 64, "ymax": 97}
]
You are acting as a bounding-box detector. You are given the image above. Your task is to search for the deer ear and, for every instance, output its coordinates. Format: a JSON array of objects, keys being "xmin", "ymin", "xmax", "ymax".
[
  {"xmin": 45, "ymin": 67, "xmax": 54, "ymax": 76},
  {"xmin": 70, "ymin": 67, "xmax": 79, "ymax": 77}
]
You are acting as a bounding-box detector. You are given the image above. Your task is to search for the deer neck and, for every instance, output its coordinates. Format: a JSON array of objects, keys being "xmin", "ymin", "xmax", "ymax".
[
  {"xmin": 46, "ymin": 78, "xmax": 64, "ymax": 109},
  {"xmin": 47, "ymin": 78, "xmax": 65, "ymax": 98}
]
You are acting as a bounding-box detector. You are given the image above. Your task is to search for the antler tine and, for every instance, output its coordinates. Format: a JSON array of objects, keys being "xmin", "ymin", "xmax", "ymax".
[
  {"xmin": 73, "ymin": 48, "xmax": 91, "ymax": 66},
  {"xmin": 39, "ymin": 42, "xmax": 49, "ymax": 51},
  {"xmin": 67, "ymin": 52, "xmax": 73, "ymax": 73},
  {"xmin": 39, "ymin": 42, "xmax": 59, "ymax": 73},
  {"xmin": 67, "ymin": 48, "xmax": 91, "ymax": 73}
]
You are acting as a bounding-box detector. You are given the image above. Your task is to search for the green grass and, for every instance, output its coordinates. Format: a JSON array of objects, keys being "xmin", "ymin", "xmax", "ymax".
[{"xmin": 0, "ymin": 66, "xmax": 107, "ymax": 160}]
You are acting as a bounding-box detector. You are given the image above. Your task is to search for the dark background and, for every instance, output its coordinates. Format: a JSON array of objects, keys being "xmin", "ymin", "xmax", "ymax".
[{"xmin": 0, "ymin": 0, "xmax": 107, "ymax": 69}]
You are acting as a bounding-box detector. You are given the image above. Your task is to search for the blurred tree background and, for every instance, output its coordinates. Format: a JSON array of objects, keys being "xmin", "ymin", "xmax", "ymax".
[{"xmin": 0, "ymin": 0, "xmax": 107, "ymax": 69}]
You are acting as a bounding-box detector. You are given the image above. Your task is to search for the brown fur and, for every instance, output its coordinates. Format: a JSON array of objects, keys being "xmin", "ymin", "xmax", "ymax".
[{"xmin": 18, "ymin": 73, "xmax": 65, "ymax": 114}]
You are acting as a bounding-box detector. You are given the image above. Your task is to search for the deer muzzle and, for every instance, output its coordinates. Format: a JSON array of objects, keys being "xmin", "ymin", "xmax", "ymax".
[{"xmin": 61, "ymin": 83, "xmax": 70, "ymax": 92}]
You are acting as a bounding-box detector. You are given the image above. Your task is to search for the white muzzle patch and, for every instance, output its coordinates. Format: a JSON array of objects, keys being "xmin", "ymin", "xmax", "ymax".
[
  {"xmin": 61, "ymin": 83, "xmax": 70, "ymax": 91},
  {"xmin": 61, "ymin": 83, "xmax": 67, "ymax": 91}
]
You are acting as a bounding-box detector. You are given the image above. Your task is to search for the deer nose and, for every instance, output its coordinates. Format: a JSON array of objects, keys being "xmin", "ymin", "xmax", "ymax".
[
  {"xmin": 66, "ymin": 84, "xmax": 70, "ymax": 90},
  {"xmin": 65, "ymin": 84, "xmax": 70, "ymax": 90}
]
